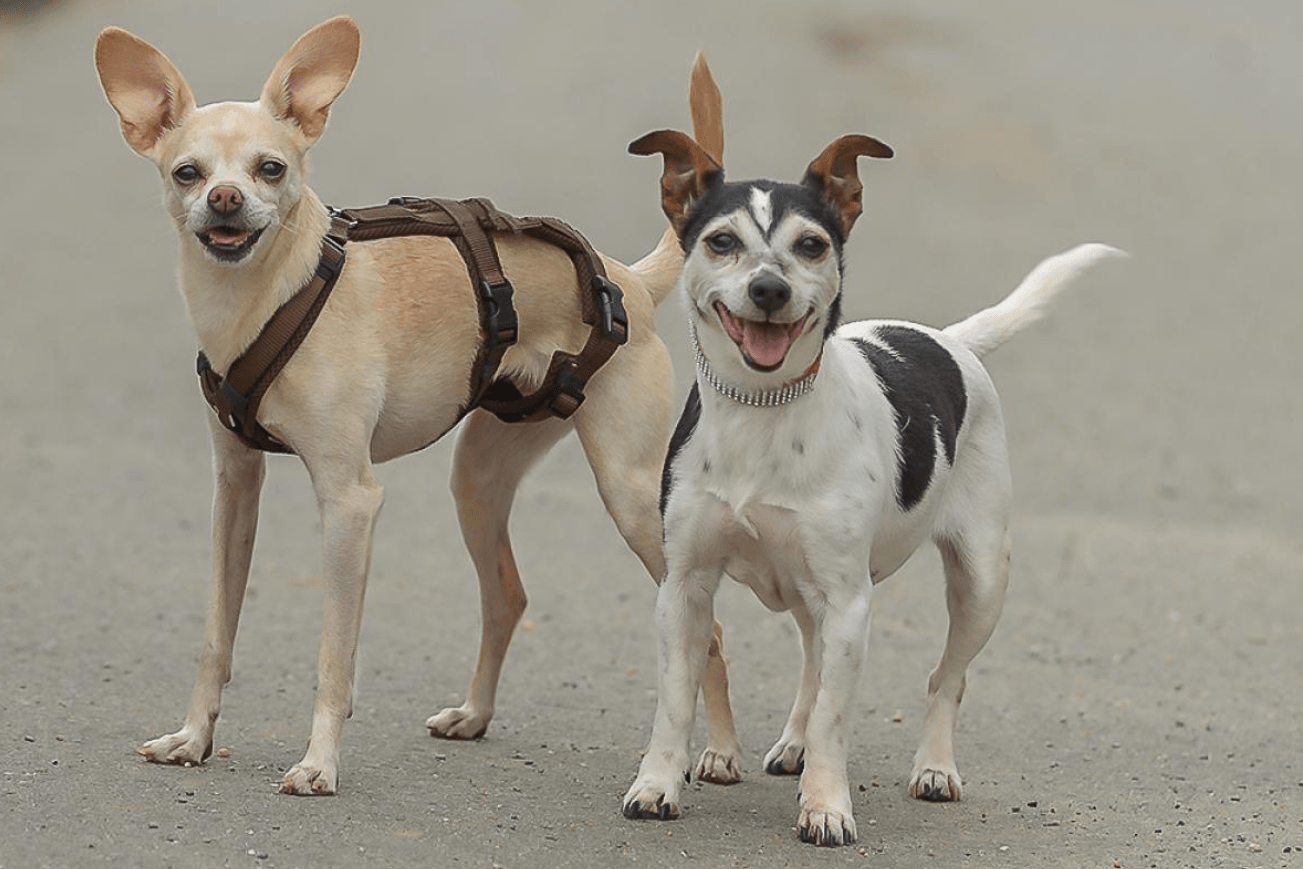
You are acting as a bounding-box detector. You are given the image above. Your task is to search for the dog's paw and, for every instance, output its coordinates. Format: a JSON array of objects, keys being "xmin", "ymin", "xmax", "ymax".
[
  {"xmin": 762, "ymin": 738, "xmax": 805, "ymax": 775},
  {"xmin": 279, "ymin": 762, "xmax": 338, "ymax": 796},
  {"xmin": 694, "ymin": 746, "xmax": 743, "ymax": 785},
  {"xmin": 425, "ymin": 705, "xmax": 490, "ymax": 740},
  {"xmin": 797, "ymin": 804, "xmax": 857, "ymax": 847},
  {"xmin": 138, "ymin": 728, "xmax": 213, "ymax": 766},
  {"xmin": 622, "ymin": 777, "xmax": 682, "ymax": 821},
  {"xmin": 908, "ymin": 764, "xmax": 962, "ymax": 802}
]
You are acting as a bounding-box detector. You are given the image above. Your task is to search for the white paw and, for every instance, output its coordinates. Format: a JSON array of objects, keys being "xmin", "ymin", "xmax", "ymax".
[
  {"xmin": 425, "ymin": 705, "xmax": 490, "ymax": 740},
  {"xmin": 797, "ymin": 802, "xmax": 857, "ymax": 847},
  {"xmin": 694, "ymin": 746, "xmax": 742, "ymax": 784},
  {"xmin": 279, "ymin": 761, "xmax": 338, "ymax": 795},
  {"xmin": 138, "ymin": 727, "xmax": 212, "ymax": 766},
  {"xmin": 909, "ymin": 764, "xmax": 962, "ymax": 801},
  {"xmin": 763, "ymin": 737, "xmax": 805, "ymax": 775},
  {"xmin": 622, "ymin": 774, "xmax": 683, "ymax": 820}
]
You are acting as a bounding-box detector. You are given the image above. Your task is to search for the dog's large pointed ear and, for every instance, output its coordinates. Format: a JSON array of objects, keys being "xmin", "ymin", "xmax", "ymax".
[
  {"xmin": 628, "ymin": 129, "xmax": 723, "ymax": 235},
  {"xmin": 94, "ymin": 27, "xmax": 197, "ymax": 158},
  {"xmin": 688, "ymin": 52, "xmax": 724, "ymax": 166},
  {"xmin": 260, "ymin": 16, "xmax": 360, "ymax": 144},
  {"xmin": 802, "ymin": 134, "xmax": 893, "ymax": 239}
]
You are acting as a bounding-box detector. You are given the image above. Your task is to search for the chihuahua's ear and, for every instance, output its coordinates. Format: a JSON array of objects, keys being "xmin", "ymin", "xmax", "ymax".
[
  {"xmin": 94, "ymin": 27, "xmax": 196, "ymax": 158},
  {"xmin": 260, "ymin": 16, "xmax": 360, "ymax": 144},
  {"xmin": 628, "ymin": 129, "xmax": 723, "ymax": 235},
  {"xmin": 802, "ymin": 134, "xmax": 893, "ymax": 239}
]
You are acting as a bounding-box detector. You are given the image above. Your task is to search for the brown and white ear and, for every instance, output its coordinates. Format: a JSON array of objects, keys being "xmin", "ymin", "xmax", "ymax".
[
  {"xmin": 802, "ymin": 134, "xmax": 893, "ymax": 238},
  {"xmin": 259, "ymin": 15, "xmax": 360, "ymax": 144},
  {"xmin": 628, "ymin": 129, "xmax": 723, "ymax": 235},
  {"xmin": 94, "ymin": 27, "xmax": 196, "ymax": 158}
]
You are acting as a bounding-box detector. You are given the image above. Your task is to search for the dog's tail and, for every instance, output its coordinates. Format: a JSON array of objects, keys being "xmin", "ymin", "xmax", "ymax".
[
  {"xmin": 630, "ymin": 51, "xmax": 725, "ymax": 306},
  {"xmin": 942, "ymin": 243, "xmax": 1125, "ymax": 358}
]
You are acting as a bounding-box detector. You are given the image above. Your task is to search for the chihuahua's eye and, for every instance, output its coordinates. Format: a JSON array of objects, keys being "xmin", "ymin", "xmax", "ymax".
[
  {"xmin": 796, "ymin": 236, "xmax": 828, "ymax": 259},
  {"xmin": 258, "ymin": 160, "xmax": 286, "ymax": 180},
  {"xmin": 172, "ymin": 164, "xmax": 200, "ymax": 184},
  {"xmin": 705, "ymin": 232, "xmax": 739, "ymax": 255}
]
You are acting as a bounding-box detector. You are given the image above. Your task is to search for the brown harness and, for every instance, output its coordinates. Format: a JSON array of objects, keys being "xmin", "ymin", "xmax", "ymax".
[{"xmin": 197, "ymin": 197, "xmax": 628, "ymax": 454}]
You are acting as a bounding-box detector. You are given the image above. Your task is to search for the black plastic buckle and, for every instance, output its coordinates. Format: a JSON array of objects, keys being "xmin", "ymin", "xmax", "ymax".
[
  {"xmin": 548, "ymin": 366, "xmax": 587, "ymax": 418},
  {"xmin": 592, "ymin": 275, "xmax": 628, "ymax": 345},
  {"xmin": 387, "ymin": 196, "xmax": 424, "ymax": 207},
  {"xmin": 478, "ymin": 277, "xmax": 518, "ymax": 350},
  {"xmin": 316, "ymin": 236, "xmax": 346, "ymax": 281},
  {"xmin": 218, "ymin": 380, "xmax": 249, "ymax": 418}
]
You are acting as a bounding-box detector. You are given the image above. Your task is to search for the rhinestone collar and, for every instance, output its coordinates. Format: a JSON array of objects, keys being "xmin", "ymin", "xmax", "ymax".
[{"xmin": 690, "ymin": 323, "xmax": 821, "ymax": 408}]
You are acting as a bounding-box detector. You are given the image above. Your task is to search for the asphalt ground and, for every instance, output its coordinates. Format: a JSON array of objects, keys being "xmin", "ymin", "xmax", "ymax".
[{"xmin": 1, "ymin": 1, "xmax": 1300, "ymax": 867}]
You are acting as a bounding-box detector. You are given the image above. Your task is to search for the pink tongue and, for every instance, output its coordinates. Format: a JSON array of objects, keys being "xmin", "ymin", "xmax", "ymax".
[
  {"xmin": 741, "ymin": 322, "xmax": 794, "ymax": 368},
  {"xmin": 208, "ymin": 229, "xmax": 248, "ymax": 245}
]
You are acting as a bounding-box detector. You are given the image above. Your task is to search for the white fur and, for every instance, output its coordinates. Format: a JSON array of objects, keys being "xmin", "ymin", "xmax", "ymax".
[
  {"xmin": 748, "ymin": 187, "xmax": 773, "ymax": 233},
  {"xmin": 625, "ymin": 240, "xmax": 1118, "ymax": 845}
]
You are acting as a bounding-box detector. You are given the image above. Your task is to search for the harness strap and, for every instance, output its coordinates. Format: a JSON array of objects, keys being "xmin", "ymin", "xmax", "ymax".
[
  {"xmin": 335, "ymin": 197, "xmax": 628, "ymax": 423},
  {"xmin": 195, "ymin": 197, "xmax": 628, "ymax": 454},
  {"xmin": 197, "ymin": 217, "xmax": 349, "ymax": 453}
]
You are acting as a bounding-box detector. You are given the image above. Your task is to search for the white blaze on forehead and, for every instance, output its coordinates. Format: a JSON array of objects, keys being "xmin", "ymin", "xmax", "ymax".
[{"xmin": 749, "ymin": 187, "xmax": 773, "ymax": 233}]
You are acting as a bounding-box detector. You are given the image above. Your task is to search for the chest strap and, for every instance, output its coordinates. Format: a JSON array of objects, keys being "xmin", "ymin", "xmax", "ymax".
[{"xmin": 196, "ymin": 197, "xmax": 628, "ymax": 454}]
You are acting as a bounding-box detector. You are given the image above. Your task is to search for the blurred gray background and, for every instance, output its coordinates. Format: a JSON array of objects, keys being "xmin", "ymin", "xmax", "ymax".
[{"xmin": 1, "ymin": 1, "xmax": 1299, "ymax": 867}]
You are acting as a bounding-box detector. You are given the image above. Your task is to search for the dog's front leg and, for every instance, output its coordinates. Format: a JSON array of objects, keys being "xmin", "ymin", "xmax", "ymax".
[
  {"xmin": 279, "ymin": 453, "xmax": 384, "ymax": 796},
  {"xmin": 764, "ymin": 601, "xmax": 819, "ymax": 775},
  {"xmin": 140, "ymin": 423, "xmax": 265, "ymax": 766},
  {"xmin": 622, "ymin": 568, "xmax": 719, "ymax": 820},
  {"xmin": 796, "ymin": 587, "xmax": 871, "ymax": 846}
]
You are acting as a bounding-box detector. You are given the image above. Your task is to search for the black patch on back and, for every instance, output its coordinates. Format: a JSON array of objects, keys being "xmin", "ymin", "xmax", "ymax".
[
  {"xmin": 660, "ymin": 383, "xmax": 703, "ymax": 516},
  {"xmin": 850, "ymin": 327, "xmax": 967, "ymax": 511}
]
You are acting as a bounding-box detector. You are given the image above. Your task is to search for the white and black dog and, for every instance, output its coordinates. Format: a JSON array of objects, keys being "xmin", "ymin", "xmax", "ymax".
[{"xmin": 620, "ymin": 125, "xmax": 1120, "ymax": 845}]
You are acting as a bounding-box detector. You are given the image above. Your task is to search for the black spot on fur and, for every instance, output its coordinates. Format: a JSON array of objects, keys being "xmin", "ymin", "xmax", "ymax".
[
  {"xmin": 823, "ymin": 291, "xmax": 843, "ymax": 340},
  {"xmin": 661, "ymin": 383, "xmax": 702, "ymax": 516},
  {"xmin": 850, "ymin": 327, "xmax": 967, "ymax": 511},
  {"xmin": 680, "ymin": 179, "xmax": 846, "ymax": 255}
]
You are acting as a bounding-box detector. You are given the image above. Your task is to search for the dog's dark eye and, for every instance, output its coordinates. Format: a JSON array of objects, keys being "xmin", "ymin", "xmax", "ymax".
[
  {"xmin": 258, "ymin": 160, "xmax": 286, "ymax": 180},
  {"xmin": 705, "ymin": 232, "xmax": 739, "ymax": 255},
  {"xmin": 172, "ymin": 164, "xmax": 200, "ymax": 184},
  {"xmin": 796, "ymin": 236, "xmax": 828, "ymax": 259}
]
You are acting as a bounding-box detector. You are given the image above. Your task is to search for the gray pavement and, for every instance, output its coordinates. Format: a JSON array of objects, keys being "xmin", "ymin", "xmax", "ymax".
[{"xmin": 2, "ymin": 1, "xmax": 1300, "ymax": 867}]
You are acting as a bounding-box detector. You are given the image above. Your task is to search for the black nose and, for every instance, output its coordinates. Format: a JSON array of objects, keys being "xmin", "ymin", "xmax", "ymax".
[{"xmin": 748, "ymin": 275, "xmax": 791, "ymax": 314}]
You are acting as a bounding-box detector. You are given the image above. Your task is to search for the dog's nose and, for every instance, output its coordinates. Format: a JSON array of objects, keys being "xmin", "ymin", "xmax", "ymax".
[
  {"xmin": 748, "ymin": 275, "xmax": 791, "ymax": 314},
  {"xmin": 207, "ymin": 186, "xmax": 244, "ymax": 216}
]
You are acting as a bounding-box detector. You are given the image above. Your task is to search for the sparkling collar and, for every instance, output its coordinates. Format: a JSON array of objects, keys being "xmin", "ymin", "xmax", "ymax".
[{"xmin": 690, "ymin": 323, "xmax": 821, "ymax": 408}]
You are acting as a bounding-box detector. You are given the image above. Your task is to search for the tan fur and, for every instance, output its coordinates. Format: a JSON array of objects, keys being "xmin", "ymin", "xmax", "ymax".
[{"xmin": 95, "ymin": 18, "xmax": 741, "ymax": 795}]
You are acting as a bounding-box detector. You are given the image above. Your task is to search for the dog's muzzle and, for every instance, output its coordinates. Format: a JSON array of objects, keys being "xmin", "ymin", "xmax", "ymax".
[{"xmin": 714, "ymin": 301, "xmax": 811, "ymax": 371}]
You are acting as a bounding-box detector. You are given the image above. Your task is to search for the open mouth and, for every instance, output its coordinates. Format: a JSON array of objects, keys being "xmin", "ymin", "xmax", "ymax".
[
  {"xmin": 714, "ymin": 301, "xmax": 811, "ymax": 372},
  {"xmin": 196, "ymin": 226, "xmax": 265, "ymax": 262}
]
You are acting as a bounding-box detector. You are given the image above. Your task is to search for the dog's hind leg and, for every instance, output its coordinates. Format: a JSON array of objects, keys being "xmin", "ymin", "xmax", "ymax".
[
  {"xmin": 139, "ymin": 423, "xmax": 265, "ymax": 767},
  {"xmin": 281, "ymin": 445, "xmax": 385, "ymax": 795},
  {"xmin": 427, "ymin": 411, "xmax": 571, "ymax": 740},
  {"xmin": 574, "ymin": 339, "xmax": 744, "ymax": 784},
  {"xmin": 909, "ymin": 525, "xmax": 1011, "ymax": 802}
]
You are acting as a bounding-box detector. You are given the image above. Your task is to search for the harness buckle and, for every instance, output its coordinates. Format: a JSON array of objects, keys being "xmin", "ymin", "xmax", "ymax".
[
  {"xmin": 316, "ymin": 236, "xmax": 346, "ymax": 281},
  {"xmin": 592, "ymin": 275, "xmax": 628, "ymax": 345},
  {"xmin": 548, "ymin": 366, "xmax": 587, "ymax": 418},
  {"xmin": 478, "ymin": 277, "xmax": 518, "ymax": 350},
  {"xmin": 218, "ymin": 380, "xmax": 249, "ymax": 418}
]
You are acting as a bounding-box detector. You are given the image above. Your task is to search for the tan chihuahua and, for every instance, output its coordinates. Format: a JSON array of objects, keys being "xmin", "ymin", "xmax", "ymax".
[{"xmin": 94, "ymin": 16, "xmax": 743, "ymax": 795}]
